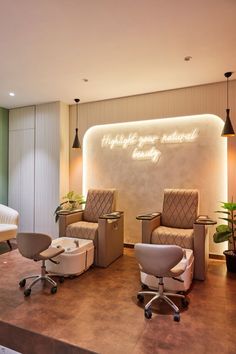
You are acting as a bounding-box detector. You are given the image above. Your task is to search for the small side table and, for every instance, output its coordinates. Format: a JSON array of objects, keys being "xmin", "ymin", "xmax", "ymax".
[
  {"xmin": 136, "ymin": 212, "xmax": 161, "ymax": 221},
  {"xmin": 194, "ymin": 216, "xmax": 217, "ymax": 226}
]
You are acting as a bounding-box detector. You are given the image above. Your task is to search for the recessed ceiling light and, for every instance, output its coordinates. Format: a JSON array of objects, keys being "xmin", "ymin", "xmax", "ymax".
[
  {"xmin": 184, "ymin": 56, "xmax": 192, "ymax": 61},
  {"xmin": 9, "ymin": 92, "xmax": 15, "ymax": 96}
]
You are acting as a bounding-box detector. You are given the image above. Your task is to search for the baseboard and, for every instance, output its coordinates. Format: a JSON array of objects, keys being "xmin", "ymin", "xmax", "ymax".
[
  {"xmin": 209, "ymin": 253, "xmax": 225, "ymax": 260},
  {"xmin": 124, "ymin": 243, "xmax": 225, "ymax": 260},
  {"xmin": 124, "ymin": 243, "xmax": 134, "ymax": 248}
]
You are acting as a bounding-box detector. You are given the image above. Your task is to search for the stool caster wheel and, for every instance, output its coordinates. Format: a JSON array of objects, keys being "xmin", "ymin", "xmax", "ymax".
[
  {"xmin": 51, "ymin": 286, "xmax": 57, "ymax": 294},
  {"xmin": 24, "ymin": 288, "xmax": 31, "ymax": 297},
  {"xmin": 137, "ymin": 294, "xmax": 144, "ymax": 303},
  {"xmin": 144, "ymin": 308, "xmax": 152, "ymax": 319},
  {"xmin": 181, "ymin": 298, "xmax": 189, "ymax": 308},
  {"xmin": 59, "ymin": 276, "xmax": 64, "ymax": 283},
  {"xmin": 141, "ymin": 283, "xmax": 149, "ymax": 290},
  {"xmin": 173, "ymin": 312, "xmax": 180, "ymax": 322},
  {"xmin": 19, "ymin": 279, "xmax": 26, "ymax": 288}
]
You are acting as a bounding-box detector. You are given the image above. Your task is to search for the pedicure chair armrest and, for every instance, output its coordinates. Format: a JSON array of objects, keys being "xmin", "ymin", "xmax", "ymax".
[
  {"xmin": 136, "ymin": 212, "xmax": 161, "ymax": 244},
  {"xmin": 193, "ymin": 217, "xmax": 216, "ymax": 281},
  {"xmin": 194, "ymin": 215, "xmax": 217, "ymax": 225},
  {"xmin": 97, "ymin": 212, "xmax": 124, "ymax": 267},
  {"xmin": 58, "ymin": 210, "xmax": 83, "ymax": 237},
  {"xmin": 99, "ymin": 211, "xmax": 122, "ymax": 220}
]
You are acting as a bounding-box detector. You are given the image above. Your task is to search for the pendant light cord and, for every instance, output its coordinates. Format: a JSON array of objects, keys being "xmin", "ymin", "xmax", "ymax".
[
  {"xmin": 74, "ymin": 98, "xmax": 80, "ymax": 130},
  {"xmin": 226, "ymin": 76, "xmax": 229, "ymax": 109},
  {"xmin": 76, "ymin": 101, "xmax": 78, "ymax": 129},
  {"xmin": 224, "ymin": 72, "xmax": 232, "ymax": 110}
]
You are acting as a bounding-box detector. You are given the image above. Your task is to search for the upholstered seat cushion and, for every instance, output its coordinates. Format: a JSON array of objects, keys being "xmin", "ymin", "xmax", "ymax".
[
  {"xmin": 66, "ymin": 221, "xmax": 98, "ymax": 241},
  {"xmin": 151, "ymin": 226, "xmax": 194, "ymax": 250},
  {"xmin": 0, "ymin": 224, "xmax": 18, "ymax": 241}
]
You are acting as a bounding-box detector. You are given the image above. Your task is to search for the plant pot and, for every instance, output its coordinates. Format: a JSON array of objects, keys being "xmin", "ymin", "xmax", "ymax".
[{"xmin": 223, "ymin": 250, "xmax": 236, "ymax": 273}]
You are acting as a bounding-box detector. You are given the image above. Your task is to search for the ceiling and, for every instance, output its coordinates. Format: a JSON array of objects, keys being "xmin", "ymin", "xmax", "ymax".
[{"xmin": 0, "ymin": 0, "xmax": 236, "ymax": 109}]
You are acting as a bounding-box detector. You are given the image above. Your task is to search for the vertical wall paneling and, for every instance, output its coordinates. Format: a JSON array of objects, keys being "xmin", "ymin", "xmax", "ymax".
[
  {"xmin": 69, "ymin": 80, "xmax": 236, "ymax": 200},
  {"xmin": 9, "ymin": 102, "xmax": 69, "ymax": 238},
  {"xmin": 0, "ymin": 107, "xmax": 9, "ymax": 205},
  {"xmin": 35, "ymin": 102, "xmax": 69, "ymax": 238},
  {"xmin": 9, "ymin": 106, "xmax": 35, "ymax": 232},
  {"xmin": 59, "ymin": 102, "xmax": 69, "ymax": 198},
  {"xmin": 35, "ymin": 102, "xmax": 60, "ymax": 237}
]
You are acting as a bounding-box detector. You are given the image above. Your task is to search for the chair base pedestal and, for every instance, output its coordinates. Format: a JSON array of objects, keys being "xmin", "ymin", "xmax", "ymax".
[
  {"xmin": 19, "ymin": 260, "xmax": 59, "ymax": 296},
  {"xmin": 137, "ymin": 277, "xmax": 188, "ymax": 321}
]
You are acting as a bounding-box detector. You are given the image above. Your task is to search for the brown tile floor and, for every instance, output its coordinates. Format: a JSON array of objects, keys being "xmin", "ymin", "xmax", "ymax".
[{"xmin": 0, "ymin": 247, "xmax": 236, "ymax": 354}]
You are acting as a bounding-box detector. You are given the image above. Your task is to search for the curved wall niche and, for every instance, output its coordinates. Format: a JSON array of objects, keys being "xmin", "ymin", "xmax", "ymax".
[{"xmin": 83, "ymin": 114, "xmax": 227, "ymax": 255}]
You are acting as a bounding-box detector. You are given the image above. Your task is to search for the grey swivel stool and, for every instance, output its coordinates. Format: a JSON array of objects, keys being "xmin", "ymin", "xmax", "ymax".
[
  {"xmin": 17, "ymin": 233, "xmax": 65, "ymax": 297},
  {"xmin": 135, "ymin": 243, "xmax": 189, "ymax": 321}
]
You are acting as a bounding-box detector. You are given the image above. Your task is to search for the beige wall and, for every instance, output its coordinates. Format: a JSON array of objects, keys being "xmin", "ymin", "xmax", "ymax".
[
  {"xmin": 82, "ymin": 114, "xmax": 227, "ymax": 254},
  {"xmin": 69, "ymin": 81, "xmax": 236, "ymax": 254},
  {"xmin": 70, "ymin": 80, "xmax": 236, "ymax": 201}
]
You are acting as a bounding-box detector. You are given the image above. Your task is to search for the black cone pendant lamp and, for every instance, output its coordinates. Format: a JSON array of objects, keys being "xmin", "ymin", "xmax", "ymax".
[
  {"xmin": 221, "ymin": 72, "xmax": 235, "ymax": 137},
  {"xmin": 72, "ymin": 98, "xmax": 81, "ymax": 148}
]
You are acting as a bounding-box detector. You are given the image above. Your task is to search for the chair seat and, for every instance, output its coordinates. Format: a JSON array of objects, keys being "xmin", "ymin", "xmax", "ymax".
[
  {"xmin": 66, "ymin": 221, "xmax": 98, "ymax": 241},
  {"xmin": 151, "ymin": 226, "xmax": 194, "ymax": 250},
  {"xmin": 0, "ymin": 224, "xmax": 18, "ymax": 241}
]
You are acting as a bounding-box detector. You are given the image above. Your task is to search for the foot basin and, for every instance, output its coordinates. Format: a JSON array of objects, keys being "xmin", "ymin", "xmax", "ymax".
[{"xmin": 45, "ymin": 237, "xmax": 94, "ymax": 276}]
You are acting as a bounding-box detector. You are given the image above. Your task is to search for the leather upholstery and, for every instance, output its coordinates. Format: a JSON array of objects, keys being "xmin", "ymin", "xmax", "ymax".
[
  {"xmin": 66, "ymin": 221, "xmax": 98, "ymax": 241},
  {"xmin": 135, "ymin": 243, "xmax": 187, "ymax": 278},
  {"xmin": 161, "ymin": 189, "xmax": 198, "ymax": 228},
  {"xmin": 59, "ymin": 189, "xmax": 124, "ymax": 267},
  {"xmin": 17, "ymin": 233, "xmax": 64, "ymax": 261},
  {"xmin": 83, "ymin": 189, "xmax": 116, "ymax": 222},
  {"xmin": 141, "ymin": 189, "xmax": 208, "ymax": 280},
  {"xmin": 151, "ymin": 226, "xmax": 194, "ymax": 249}
]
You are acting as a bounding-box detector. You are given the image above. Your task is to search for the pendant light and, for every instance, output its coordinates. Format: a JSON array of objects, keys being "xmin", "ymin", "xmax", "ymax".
[
  {"xmin": 72, "ymin": 98, "xmax": 81, "ymax": 148},
  {"xmin": 221, "ymin": 72, "xmax": 235, "ymax": 137}
]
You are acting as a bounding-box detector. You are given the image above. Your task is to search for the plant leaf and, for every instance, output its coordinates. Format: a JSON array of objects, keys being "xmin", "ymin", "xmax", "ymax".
[
  {"xmin": 220, "ymin": 202, "xmax": 236, "ymax": 211},
  {"xmin": 54, "ymin": 206, "xmax": 62, "ymax": 214},
  {"xmin": 213, "ymin": 231, "xmax": 231, "ymax": 243},
  {"xmin": 66, "ymin": 191, "xmax": 74, "ymax": 199},
  {"xmin": 215, "ymin": 210, "xmax": 230, "ymax": 215},
  {"xmin": 219, "ymin": 217, "xmax": 234, "ymax": 224},
  {"xmin": 216, "ymin": 224, "xmax": 231, "ymax": 233}
]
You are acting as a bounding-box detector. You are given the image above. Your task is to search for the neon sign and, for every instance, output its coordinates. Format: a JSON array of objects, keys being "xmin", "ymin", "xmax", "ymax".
[{"xmin": 101, "ymin": 129, "xmax": 199, "ymax": 163}]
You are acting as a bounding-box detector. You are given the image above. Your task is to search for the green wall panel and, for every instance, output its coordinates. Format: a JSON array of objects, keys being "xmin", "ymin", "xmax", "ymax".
[{"xmin": 0, "ymin": 107, "xmax": 9, "ymax": 204}]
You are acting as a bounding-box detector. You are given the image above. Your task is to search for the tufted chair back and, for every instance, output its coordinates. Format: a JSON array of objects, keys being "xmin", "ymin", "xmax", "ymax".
[
  {"xmin": 83, "ymin": 189, "xmax": 116, "ymax": 223},
  {"xmin": 161, "ymin": 189, "xmax": 199, "ymax": 229}
]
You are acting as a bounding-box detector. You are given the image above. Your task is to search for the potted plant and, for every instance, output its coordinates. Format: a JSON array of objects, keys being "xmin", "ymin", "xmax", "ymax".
[
  {"xmin": 213, "ymin": 201, "xmax": 236, "ymax": 272},
  {"xmin": 54, "ymin": 191, "xmax": 86, "ymax": 222}
]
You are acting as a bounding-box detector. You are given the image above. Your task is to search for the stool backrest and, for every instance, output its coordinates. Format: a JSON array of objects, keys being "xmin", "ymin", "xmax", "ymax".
[
  {"xmin": 17, "ymin": 233, "xmax": 51, "ymax": 260},
  {"xmin": 135, "ymin": 243, "xmax": 183, "ymax": 277}
]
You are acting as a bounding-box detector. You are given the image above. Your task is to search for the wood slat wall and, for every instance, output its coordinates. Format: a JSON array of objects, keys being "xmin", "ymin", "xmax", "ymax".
[{"xmin": 69, "ymin": 80, "xmax": 236, "ymax": 200}]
